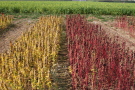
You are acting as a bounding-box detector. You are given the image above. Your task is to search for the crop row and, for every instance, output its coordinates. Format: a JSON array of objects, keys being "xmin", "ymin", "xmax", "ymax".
[
  {"xmin": 0, "ymin": 16, "xmax": 63, "ymax": 90},
  {"xmin": 66, "ymin": 14, "xmax": 135, "ymax": 90},
  {"xmin": 0, "ymin": 14, "xmax": 13, "ymax": 31},
  {"xmin": 0, "ymin": 1, "xmax": 135, "ymax": 15}
]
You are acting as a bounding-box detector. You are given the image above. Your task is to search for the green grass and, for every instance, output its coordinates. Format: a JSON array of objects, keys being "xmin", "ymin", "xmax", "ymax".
[
  {"xmin": 12, "ymin": 13, "xmax": 45, "ymax": 19},
  {"xmin": 0, "ymin": 1, "xmax": 135, "ymax": 15}
]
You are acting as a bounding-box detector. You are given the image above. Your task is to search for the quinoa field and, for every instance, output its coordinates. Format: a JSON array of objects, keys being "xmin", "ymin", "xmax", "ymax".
[{"xmin": 0, "ymin": 1, "xmax": 135, "ymax": 90}]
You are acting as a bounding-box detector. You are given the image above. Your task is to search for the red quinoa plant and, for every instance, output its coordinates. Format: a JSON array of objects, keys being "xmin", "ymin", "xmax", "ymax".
[
  {"xmin": 115, "ymin": 15, "xmax": 135, "ymax": 37},
  {"xmin": 66, "ymin": 14, "xmax": 135, "ymax": 90}
]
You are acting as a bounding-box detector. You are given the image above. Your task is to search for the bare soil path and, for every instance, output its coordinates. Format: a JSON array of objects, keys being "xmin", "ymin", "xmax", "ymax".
[{"xmin": 0, "ymin": 18, "xmax": 36, "ymax": 53}]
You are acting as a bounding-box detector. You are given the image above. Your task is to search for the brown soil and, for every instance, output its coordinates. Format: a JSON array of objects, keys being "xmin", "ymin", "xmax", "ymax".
[
  {"xmin": 0, "ymin": 18, "xmax": 36, "ymax": 53},
  {"xmin": 87, "ymin": 16, "xmax": 100, "ymax": 22}
]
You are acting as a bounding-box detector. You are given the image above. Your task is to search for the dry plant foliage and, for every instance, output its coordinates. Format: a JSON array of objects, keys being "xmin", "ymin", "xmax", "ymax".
[
  {"xmin": 0, "ymin": 16, "xmax": 63, "ymax": 90},
  {"xmin": 0, "ymin": 14, "xmax": 13, "ymax": 30}
]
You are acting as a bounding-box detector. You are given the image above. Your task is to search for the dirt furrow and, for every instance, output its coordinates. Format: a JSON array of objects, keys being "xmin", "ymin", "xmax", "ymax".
[{"xmin": 51, "ymin": 27, "xmax": 71, "ymax": 90}]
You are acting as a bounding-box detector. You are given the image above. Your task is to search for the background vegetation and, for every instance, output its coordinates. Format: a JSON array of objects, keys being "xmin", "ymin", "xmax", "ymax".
[{"xmin": 0, "ymin": 1, "xmax": 135, "ymax": 15}]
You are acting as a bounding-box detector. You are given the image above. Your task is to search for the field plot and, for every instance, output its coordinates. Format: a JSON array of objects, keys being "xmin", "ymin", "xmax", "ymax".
[
  {"xmin": 0, "ymin": 14, "xmax": 135, "ymax": 90},
  {"xmin": 66, "ymin": 14, "xmax": 135, "ymax": 90},
  {"xmin": 0, "ymin": 16, "xmax": 64, "ymax": 90},
  {"xmin": 0, "ymin": 1, "xmax": 135, "ymax": 90}
]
